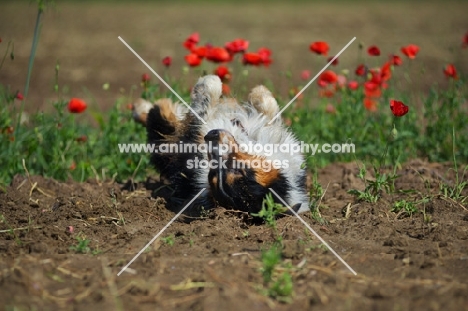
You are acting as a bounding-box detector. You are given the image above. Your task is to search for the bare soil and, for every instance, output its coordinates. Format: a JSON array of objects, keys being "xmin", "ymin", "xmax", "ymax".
[{"xmin": 1, "ymin": 160, "xmax": 468, "ymax": 311}]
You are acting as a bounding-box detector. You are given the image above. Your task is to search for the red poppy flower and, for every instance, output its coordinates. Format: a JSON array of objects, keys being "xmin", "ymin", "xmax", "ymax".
[
  {"xmin": 257, "ymin": 47, "xmax": 271, "ymax": 58},
  {"xmin": 348, "ymin": 80, "xmax": 359, "ymax": 90},
  {"xmin": 367, "ymin": 45, "xmax": 381, "ymax": 56},
  {"xmin": 141, "ymin": 73, "xmax": 150, "ymax": 82},
  {"xmin": 390, "ymin": 99, "xmax": 409, "ymax": 117},
  {"xmin": 368, "ymin": 69, "xmax": 382, "ymax": 84},
  {"xmin": 317, "ymin": 80, "xmax": 327, "ymax": 88},
  {"xmin": 390, "ymin": 54, "xmax": 403, "ymax": 66},
  {"xmin": 364, "ymin": 98, "xmax": 378, "ymax": 112},
  {"xmin": 309, "ymin": 41, "xmax": 329, "ymax": 55},
  {"xmin": 183, "ymin": 32, "xmax": 199, "ymax": 50},
  {"xmin": 206, "ymin": 47, "xmax": 231, "ymax": 63},
  {"xmin": 243, "ymin": 52, "xmax": 262, "ymax": 65},
  {"xmin": 380, "ymin": 62, "xmax": 392, "ymax": 82},
  {"xmin": 68, "ymin": 98, "xmax": 87, "ymax": 113},
  {"xmin": 443, "ymin": 64, "xmax": 458, "ymax": 79},
  {"xmin": 243, "ymin": 48, "xmax": 272, "ymax": 66},
  {"xmin": 298, "ymin": 70, "xmax": 310, "ymax": 81},
  {"xmin": 401, "ymin": 44, "xmax": 420, "ymax": 59},
  {"xmin": 318, "ymin": 70, "xmax": 338, "ymax": 85},
  {"xmin": 70, "ymin": 162, "xmax": 76, "ymax": 171},
  {"xmin": 184, "ymin": 54, "xmax": 202, "ymax": 67},
  {"xmin": 162, "ymin": 56, "xmax": 172, "ymax": 67},
  {"xmin": 214, "ymin": 65, "xmax": 231, "ymax": 82},
  {"xmin": 463, "ymin": 32, "xmax": 468, "ymax": 48},
  {"xmin": 192, "ymin": 46, "xmax": 208, "ymax": 58},
  {"xmin": 355, "ymin": 64, "xmax": 367, "ymax": 76},
  {"xmin": 225, "ymin": 38, "xmax": 249, "ymax": 54},
  {"xmin": 364, "ymin": 81, "xmax": 381, "ymax": 98},
  {"xmin": 15, "ymin": 91, "xmax": 24, "ymax": 100},
  {"xmin": 327, "ymin": 56, "xmax": 339, "ymax": 66},
  {"xmin": 257, "ymin": 47, "xmax": 272, "ymax": 66}
]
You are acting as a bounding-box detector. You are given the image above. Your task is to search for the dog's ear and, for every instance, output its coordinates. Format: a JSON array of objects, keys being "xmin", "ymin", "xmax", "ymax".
[{"xmin": 248, "ymin": 85, "xmax": 280, "ymax": 123}]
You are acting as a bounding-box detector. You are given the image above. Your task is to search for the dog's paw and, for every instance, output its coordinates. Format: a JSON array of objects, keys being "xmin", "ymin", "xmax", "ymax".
[
  {"xmin": 132, "ymin": 98, "xmax": 154, "ymax": 126},
  {"xmin": 190, "ymin": 75, "xmax": 222, "ymax": 118},
  {"xmin": 248, "ymin": 85, "xmax": 280, "ymax": 122}
]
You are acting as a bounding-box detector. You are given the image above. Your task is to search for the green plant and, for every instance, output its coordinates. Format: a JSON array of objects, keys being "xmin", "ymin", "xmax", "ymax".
[
  {"xmin": 348, "ymin": 164, "xmax": 398, "ymax": 203},
  {"xmin": 259, "ymin": 244, "xmax": 293, "ymax": 303},
  {"xmin": 268, "ymin": 270, "xmax": 293, "ymax": 302},
  {"xmin": 251, "ymin": 193, "xmax": 287, "ymax": 231},
  {"xmin": 0, "ymin": 96, "xmax": 152, "ymax": 185},
  {"xmin": 69, "ymin": 235, "xmax": 101, "ymax": 255},
  {"xmin": 260, "ymin": 244, "xmax": 282, "ymax": 283},
  {"xmin": 438, "ymin": 128, "xmax": 468, "ymax": 204},
  {"xmin": 69, "ymin": 236, "xmax": 91, "ymax": 254},
  {"xmin": 418, "ymin": 196, "xmax": 433, "ymax": 223},
  {"xmin": 161, "ymin": 234, "xmax": 175, "ymax": 246},
  {"xmin": 308, "ymin": 164, "xmax": 327, "ymax": 224},
  {"xmin": 391, "ymin": 199, "xmax": 418, "ymax": 217}
]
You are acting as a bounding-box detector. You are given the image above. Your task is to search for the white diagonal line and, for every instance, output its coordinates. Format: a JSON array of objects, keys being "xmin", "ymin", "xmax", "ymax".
[
  {"xmin": 118, "ymin": 36, "xmax": 207, "ymax": 125},
  {"xmin": 269, "ymin": 188, "xmax": 357, "ymax": 275},
  {"xmin": 117, "ymin": 188, "xmax": 206, "ymax": 276},
  {"xmin": 268, "ymin": 37, "xmax": 356, "ymax": 125}
]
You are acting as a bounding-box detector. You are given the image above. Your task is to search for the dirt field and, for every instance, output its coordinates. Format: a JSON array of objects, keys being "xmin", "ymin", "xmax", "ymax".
[
  {"xmin": 1, "ymin": 161, "xmax": 468, "ymax": 310},
  {"xmin": 1, "ymin": 1, "xmax": 468, "ymax": 310}
]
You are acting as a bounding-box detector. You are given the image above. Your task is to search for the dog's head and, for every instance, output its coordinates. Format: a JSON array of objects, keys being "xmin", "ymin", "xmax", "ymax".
[{"xmin": 203, "ymin": 128, "xmax": 301, "ymax": 214}]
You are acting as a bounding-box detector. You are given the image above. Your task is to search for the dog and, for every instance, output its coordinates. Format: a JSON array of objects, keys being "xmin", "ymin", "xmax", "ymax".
[{"xmin": 133, "ymin": 75, "xmax": 309, "ymax": 217}]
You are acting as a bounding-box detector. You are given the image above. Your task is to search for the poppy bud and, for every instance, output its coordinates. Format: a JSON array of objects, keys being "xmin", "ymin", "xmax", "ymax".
[{"xmin": 392, "ymin": 126, "xmax": 398, "ymax": 139}]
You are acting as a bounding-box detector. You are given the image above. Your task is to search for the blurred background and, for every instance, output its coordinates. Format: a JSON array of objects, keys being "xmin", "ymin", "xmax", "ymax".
[{"xmin": 1, "ymin": 0, "xmax": 467, "ymax": 112}]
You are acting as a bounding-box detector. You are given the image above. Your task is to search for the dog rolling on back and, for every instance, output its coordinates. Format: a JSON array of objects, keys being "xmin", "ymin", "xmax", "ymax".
[{"xmin": 134, "ymin": 75, "xmax": 309, "ymax": 217}]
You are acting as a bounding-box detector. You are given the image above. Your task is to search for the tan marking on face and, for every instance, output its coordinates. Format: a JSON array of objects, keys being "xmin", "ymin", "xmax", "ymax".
[
  {"xmin": 254, "ymin": 168, "xmax": 279, "ymax": 187},
  {"xmin": 219, "ymin": 131, "xmax": 238, "ymax": 145},
  {"xmin": 210, "ymin": 175, "xmax": 218, "ymax": 189},
  {"xmin": 225, "ymin": 172, "xmax": 237, "ymax": 186},
  {"xmin": 233, "ymin": 152, "xmax": 279, "ymax": 187}
]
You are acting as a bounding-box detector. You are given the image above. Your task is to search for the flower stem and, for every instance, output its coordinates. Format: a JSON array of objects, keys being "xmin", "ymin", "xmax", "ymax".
[
  {"xmin": 24, "ymin": 5, "xmax": 44, "ymax": 98},
  {"xmin": 0, "ymin": 41, "xmax": 14, "ymax": 71}
]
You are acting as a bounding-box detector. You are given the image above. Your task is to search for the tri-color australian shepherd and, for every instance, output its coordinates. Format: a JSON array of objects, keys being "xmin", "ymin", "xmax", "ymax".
[{"xmin": 133, "ymin": 75, "xmax": 309, "ymax": 217}]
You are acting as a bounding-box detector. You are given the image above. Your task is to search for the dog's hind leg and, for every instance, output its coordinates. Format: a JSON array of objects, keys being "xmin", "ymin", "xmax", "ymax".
[
  {"xmin": 248, "ymin": 85, "xmax": 280, "ymax": 123},
  {"xmin": 189, "ymin": 75, "xmax": 222, "ymax": 121}
]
